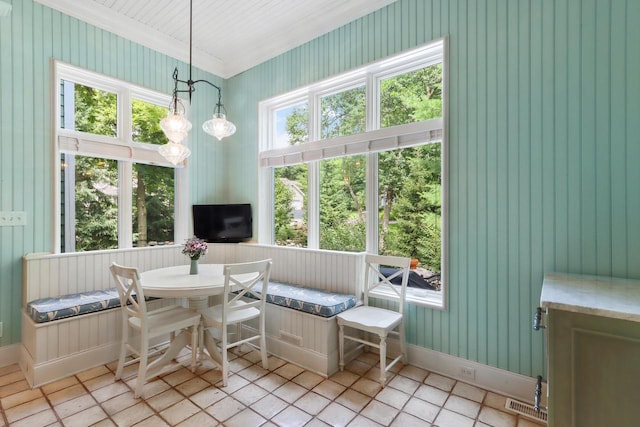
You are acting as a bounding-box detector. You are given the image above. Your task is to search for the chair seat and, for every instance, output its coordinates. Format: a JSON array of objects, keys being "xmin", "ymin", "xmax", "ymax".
[
  {"xmin": 129, "ymin": 305, "xmax": 201, "ymax": 337},
  {"xmin": 337, "ymin": 306, "xmax": 402, "ymax": 332},
  {"xmin": 202, "ymin": 301, "xmax": 261, "ymax": 326}
]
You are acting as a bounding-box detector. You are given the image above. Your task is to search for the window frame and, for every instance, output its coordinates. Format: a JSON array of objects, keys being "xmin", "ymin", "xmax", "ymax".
[
  {"xmin": 259, "ymin": 38, "xmax": 448, "ymax": 309},
  {"xmin": 52, "ymin": 61, "xmax": 189, "ymax": 253}
]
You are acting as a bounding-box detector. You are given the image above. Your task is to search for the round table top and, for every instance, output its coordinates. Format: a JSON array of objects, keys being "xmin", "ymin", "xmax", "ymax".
[{"xmin": 140, "ymin": 264, "xmax": 254, "ymax": 298}]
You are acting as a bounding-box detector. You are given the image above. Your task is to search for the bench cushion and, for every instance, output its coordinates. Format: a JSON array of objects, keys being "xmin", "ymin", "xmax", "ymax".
[
  {"xmin": 26, "ymin": 288, "xmax": 123, "ymax": 323},
  {"xmin": 246, "ymin": 281, "xmax": 357, "ymax": 318}
]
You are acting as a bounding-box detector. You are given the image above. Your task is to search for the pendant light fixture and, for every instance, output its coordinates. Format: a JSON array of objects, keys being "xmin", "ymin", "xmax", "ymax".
[{"xmin": 159, "ymin": 0, "xmax": 236, "ymax": 164}]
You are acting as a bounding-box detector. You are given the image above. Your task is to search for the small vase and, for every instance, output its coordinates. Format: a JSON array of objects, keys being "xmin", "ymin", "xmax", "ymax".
[{"xmin": 189, "ymin": 258, "xmax": 199, "ymax": 275}]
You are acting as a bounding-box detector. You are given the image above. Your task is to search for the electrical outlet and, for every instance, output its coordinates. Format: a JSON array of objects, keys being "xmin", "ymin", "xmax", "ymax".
[
  {"xmin": 460, "ymin": 366, "xmax": 475, "ymax": 380},
  {"xmin": 0, "ymin": 211, "xmax": 26, "ymax": 226}
]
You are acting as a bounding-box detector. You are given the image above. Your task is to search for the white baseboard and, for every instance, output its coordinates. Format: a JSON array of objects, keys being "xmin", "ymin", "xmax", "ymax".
[
  {"xmin": 0, "ymin": 344, "xmax": 21, "ymax": 367},
  {"xmin": 408, "ymin": 344, "xmax": 546, "ymax": 406},
  {"xmin": 20, "ymin": 342, "xmax": 122, "ymax": 388}
]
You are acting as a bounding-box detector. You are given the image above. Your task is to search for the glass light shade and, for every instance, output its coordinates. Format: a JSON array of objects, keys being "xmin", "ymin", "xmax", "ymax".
[
  {"xmin": 160, "ymin": 111, "xmax": 192, "ymax": 143},
  {"xmin": 202, "ymin": 113, "xmax": 236, "ymax": 141},
  {"xmin": 158, "ymin": 140, "xmax": 191, "ymax": 165}
]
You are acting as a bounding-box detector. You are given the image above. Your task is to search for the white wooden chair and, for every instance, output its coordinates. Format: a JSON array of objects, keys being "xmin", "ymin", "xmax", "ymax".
[
  {"xmin": 109, "ymin": 263, "xmax": 201, "ymax": 398},
  {"xmin": 201, "ymin": 259, "xmax": 272, "ymax": 386},
  {"xmin": 336, "ymin": 253, "xmax": 411, "ymax": 386}
]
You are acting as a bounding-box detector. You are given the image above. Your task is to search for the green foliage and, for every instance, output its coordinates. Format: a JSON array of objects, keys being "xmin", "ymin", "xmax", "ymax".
[
  {"xmin": 277, "ymin": 63, "xmax": 444, "ymax": 273},
  {"xmin": 67, "ymin": 84, "xmax": 175, "ymax": 251}
]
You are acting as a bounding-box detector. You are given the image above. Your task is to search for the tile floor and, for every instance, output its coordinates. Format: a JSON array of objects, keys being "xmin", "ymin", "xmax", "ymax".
[{"xmin": 0, "ymin": 348, "xmax": 545, "ymax": 426}]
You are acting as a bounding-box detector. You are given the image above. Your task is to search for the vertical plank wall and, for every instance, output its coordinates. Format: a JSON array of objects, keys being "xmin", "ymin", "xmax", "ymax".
[
  {"xmin": 0, "ymin": 0, "xmax": 228, "ymax": 347},
  {"xmin": 226, "ymin": 0, "xmax": 640, "ymax": 377}
]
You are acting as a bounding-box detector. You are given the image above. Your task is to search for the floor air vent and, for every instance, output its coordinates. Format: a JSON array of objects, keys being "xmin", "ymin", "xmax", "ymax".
[{"xmin": 505, "ymin": 398, "xmax": 548, "ymax": 423}]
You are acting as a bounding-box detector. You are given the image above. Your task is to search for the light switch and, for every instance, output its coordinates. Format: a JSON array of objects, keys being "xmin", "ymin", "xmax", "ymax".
[{"xmin": 0, "ymin": 211, "xmax": 26, "ymax": 226}]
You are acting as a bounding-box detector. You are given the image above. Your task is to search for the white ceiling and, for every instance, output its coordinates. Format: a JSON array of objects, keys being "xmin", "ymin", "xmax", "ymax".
[{"xmin": 35, "ymin": 0, "xmax": 397, "ymax": 78}]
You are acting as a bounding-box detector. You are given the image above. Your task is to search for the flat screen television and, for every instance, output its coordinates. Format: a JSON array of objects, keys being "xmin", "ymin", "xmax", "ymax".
[{"xmin": 192, "ymin": 204, "xmax": 252, "ymax": 243}]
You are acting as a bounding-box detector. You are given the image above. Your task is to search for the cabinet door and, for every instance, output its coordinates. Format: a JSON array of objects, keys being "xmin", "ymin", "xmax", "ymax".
[{"xmin": 548, "ymin": 309, "xmax": 640, "ymax": 427}]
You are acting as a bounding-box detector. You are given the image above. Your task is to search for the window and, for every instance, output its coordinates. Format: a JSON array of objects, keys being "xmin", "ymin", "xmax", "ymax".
[
  {"xmin": 54, "ymin": 62, "xmax": 188, "ymax": 253},
  {"xmin": 259, "ymin": 38, "xmax": 447, "ymax": 308}
]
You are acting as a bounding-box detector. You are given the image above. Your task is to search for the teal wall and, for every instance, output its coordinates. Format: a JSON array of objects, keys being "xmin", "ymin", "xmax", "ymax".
[
  {"xmin": 226, "ymin": 0, "xmax": 640, "ymax": 377},
  {"xmin": 2, "ymin": 0, "xmax": 639, "ymax": 380},
  {"xmin": 0, "ymin": 0, "xmax": 228, "ymax": 347}
]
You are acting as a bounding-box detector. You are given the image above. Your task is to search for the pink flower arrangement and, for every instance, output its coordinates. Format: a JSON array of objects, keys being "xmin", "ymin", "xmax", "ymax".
[{"xmin": 182, "ymin": 236, "xmax": 208, "ymax": 260}]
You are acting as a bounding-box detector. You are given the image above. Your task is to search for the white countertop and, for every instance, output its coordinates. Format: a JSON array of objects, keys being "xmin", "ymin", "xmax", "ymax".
[{"xmin": 541, "ymin": 272, "xmax": 640, "ymax": 322}]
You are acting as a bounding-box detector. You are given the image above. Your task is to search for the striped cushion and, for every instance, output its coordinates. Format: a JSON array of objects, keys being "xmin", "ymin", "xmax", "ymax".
[{"xmin": 245, "ymin": 281, "xmax": 357, "ymax": 318}]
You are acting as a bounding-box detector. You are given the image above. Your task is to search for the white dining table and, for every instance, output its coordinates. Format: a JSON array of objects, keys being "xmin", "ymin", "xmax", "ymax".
[{"xmin": 140, "ymin": 264, "xmax": 257, "ymax": 373}]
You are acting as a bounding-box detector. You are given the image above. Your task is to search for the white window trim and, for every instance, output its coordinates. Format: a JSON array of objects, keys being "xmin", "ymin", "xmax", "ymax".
[
  {"xmin": 51, "ymin": 60, "xmax": 189, "ymax": 253},
  {"xmin": 258, "ymin": 38, "xmax": 448, "ymax": 310}
]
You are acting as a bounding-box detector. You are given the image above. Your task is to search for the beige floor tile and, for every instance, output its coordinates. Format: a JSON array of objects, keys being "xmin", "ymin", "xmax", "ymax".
[
  {"xmin": 131, "ymin": 414, "xmax": 169, "ymax": 427},
  {"xmin": 237, "ymin": 364, "xmax": 269, "ymax": 382},
  {"xmin": 360, "ymin": 399, "xmax": 399, "ymax": 426},
  {"xmin": 240, "ymin": 350, "xmax": 265, "ymax": 365},
  {"xmin": 387, "ymin": 374, "xmax": 420, "ymax": 395},
  {"xmin": 53, "ymin": 394, "xmax": 97, "ymax": 419},
  {"xmin": 111, "ymin": 401, "xmax": 155, "ymax": 426},
  {"xmin": 189, "ymin": 385, "xmax": 227, "ymax": 409},
  {"xmin": 291, "ymin": 371, "xmax": 324, "ymax": 390},
  {"xmin": 349, "ymin": 414, "xmax": 385, "ymax": 426},
  {"xmin": 356, "ymin": 352, "xmax": 380, "ymax": 366},
  {"xmin": 305, "ymin": 419, "xmax": 331, "ymax": 427},
  {"xmin": 397, "ymin": 365, "xmax": 429, "ymax": 382},
  {"xmin": 83, "ymin": 372, "xmax": 117, "ymax": 392},
  {"xmin": 293, "ymin": 391, "xmax": 331, "ymax": 415},
  {"xmin": 224, "ymin": 407, "xmax": 267, "ymax": 427},
  {"xmin": 274, "ymin": 363, "xmax": 305, "ymax": 380},
  {"xmin": 375, "ymin": 386, "xmax": 411, "ymax": 410},
  {"xmin": 76, "ymin": 365, "xmax": 110, "ymax": 382},
  {"xmin": 272, "ymin": 405, "xmax": 313, "ymax": 427},
  {"xmin": 232, "ymin": 383, "xmax": 269, "ymax": 406},
  {"xmin": 254, "ymin": 373, "xmax": 287, "ymax": 392},
  {"xmin": 160, "ymin": 399, "xmax": 201, "ymax": 425},
  {"xmin": 389, "ymin": 412, "xmax": 427, "ymax": 426},
  {"xmin": 344, "ymin": 360, "xmax": 371, "ymax": 376},
  {"xmin": 402, "ymin": 396, "xmax": 441, "ymax": 423},
  {"xmin": 267, "ymin": 356, "xmax": 287, "ymax": 371},
  {"xmin": 175, "ymin": 377, "xmax": 210, "ymax": 397},
  {"xmin": 477, "ymin": 406, "xmax": 517, "ymax": 427},
  {"xmin": 205, "ymin": 395, "xmax": 246, "ymax": 422},
  {"xmin": 61, "ymin": 404, "xmax": 108, "ymax": 427},
  {"xmin": 330, "ymin": 370, "xmax": 360, "ymax": 387},
  {"xmin": 484, "ymin": 391, "xmax": 508, "ymax": 410},
  {"xmin": 444, "ymin": 394, "xmax": 481, "ymax": 418},
  {"xmin": 200, "ymin": 368, "xmax": 223, "ymax": 385},
  {"xmin": 424, "ymin": 373, "xmax": 456, "ymax": 391},
  {"xmin": 312, "ymin": 379, "xmax": 347, "ymax": 400},
  {"xmin": 228, "ymin": 356, "xmax": 253, "ymax": 373},
  {"xmin": 138, "ymin": 378, "xmax": 171, "ymax": 399},
  {"xmin": 350, "ymin": 377, "xmax": 381, "ymax": 397},
  {"xmin": 433, "ymin": 408, "xmax": 475, "ymax": 427},
  {"xmin": 0, "ymin": 364, "xmax": 21, "ymax": 377},
  {"xmin": 317, "ymin": 402, "xmax": 357, "ymax": 427},
  {"xmin": 413, "ymin": 383, "xmax": 449, "ymax": 406},
  {"xmin": 175, "ymin": 411, "xmax": 217, "ymax": 426},
  {"xmin": 48, "ymin": 384, "xmax": 88, "ymax": 407},
  {"xmin": 335, "ymin": 389, "xmax": 371, "ymax": 413},
  {"xmin": 273, "ymin": 381, "xmax": 307, "ymax": 403},
  {"xmin": 91, "ymin": 381, "xmax": 130, "ymax": 403},
  {"xmin": 250, "ymin": 393, "xmax": 289, "ymax": 419},
  {"xmin": 0, "ymin": 379, "xmax": 30, "ymax": 398},
  {"xmin": 91, "ymin": 418, "xmax": 117, "ymax": 427},
  {"xmin": 5, "ymin": 397, "xmax": 50, "ymax": 424},
  {"xmin": 215, "ymin": 373, "xmax": 250, "ymax": 393},
  {"xmin": 0, "ymin": 387, "xmax": 43, "ymax": 409},
  {"xmin": 452, "ymin": 381, "xmax": 486, "ymax": 403},
  {"xmin": 41, "ymin": 376, "xmax": 79, "ymax": 395},
  {"xmin": 7, "ymin": 407, "xmax": 57, "ymax": 427},
  {"xmin": 0, "ymin": 370, "xmax": 25, "ymax": 387},
  {"xmin": 101, "ymin": 391, "xmax": 140, "ymax": 416},
  {"xmin": 146, "ymin": 388, "xmax": 185, "ymax": 412},
  {"xmin": 162, "ymin": 367, "xmax": 196, "ymax": 387}
]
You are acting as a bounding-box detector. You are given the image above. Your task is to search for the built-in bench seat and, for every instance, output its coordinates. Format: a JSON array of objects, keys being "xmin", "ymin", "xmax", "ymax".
[
  {"xmin": 244, "ymin": 281, "xmax": 357, "ymax": 318},
  {"xmin": 26, "ymin": 288, "xmax": 157, "ymax": 324}
]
